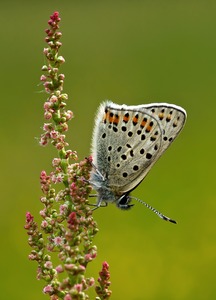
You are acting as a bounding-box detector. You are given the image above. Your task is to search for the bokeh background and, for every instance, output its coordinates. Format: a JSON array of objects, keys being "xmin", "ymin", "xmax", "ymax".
[{"xmin": 1, "ymin": 1, "xmax": 216, "ymax": 299}]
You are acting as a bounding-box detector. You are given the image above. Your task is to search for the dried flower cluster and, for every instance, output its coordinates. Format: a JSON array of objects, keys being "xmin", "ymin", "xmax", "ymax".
[{"xmin": 25, "ymin": 11, "xmax": 112, "ymax": 299}]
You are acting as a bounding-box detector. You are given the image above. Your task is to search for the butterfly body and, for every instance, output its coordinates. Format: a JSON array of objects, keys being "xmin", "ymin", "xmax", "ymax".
[{"xmin": 90, "ymin": 101, "xmax": 186, "ymax": 212}]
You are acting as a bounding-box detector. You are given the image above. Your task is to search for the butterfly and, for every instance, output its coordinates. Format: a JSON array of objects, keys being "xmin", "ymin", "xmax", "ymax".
[{"xmin": 89, "ymin": 101, "xmax": 187, "ymax": 223}]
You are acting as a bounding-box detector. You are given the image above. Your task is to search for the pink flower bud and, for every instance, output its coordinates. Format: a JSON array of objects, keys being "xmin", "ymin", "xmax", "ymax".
[
  {"xmin": 88, "ymin": 277, "xmax": 95, "ymax": 287},
  {"xmin": 41, "ymin": 220, "xmax": 48, "ymax": 228},
  {"xmin": 28, "ymin": 253, "xmax": 37, "ymax": 260},
  {"xmin": 45, "ymin": 87, "xmax": 51, "ymax": 93},
  {"xmin": 44, "ymin": 102, "xmax": 52, "ymax": 110},
  {"xmin": 40, "ymin": 75, "xmax": 47, "ymax": 81},
  {"xmin": 58, "ymin": 74, "xmax": 65, "ymax": 80},
  {"xmin": 41, "ymin": 65, "xmax": 48, "ymax": 71},
  {"xmin": 39, "ymin": 136, "xmax": 49, "ymax": 146},
  {"xmin": 52, "ymin": 158, "xmax": 61, "ymax": 166},
  {"xmin": 56, "ymin": 142, "xmax": 64, "ymax": 150},
  {"xmin": 44, "ymin": 111, "xmax": 52, "ymax": 120},
  {"xmin": 50, "ymin": 95, "xmax": 58, "ymax": 103},
  {"xmin": 74, "ymin": 284, "xmax": 83, "ymax": 292},
  {"xmin": 64, "ymin": 263, "xmax": 76, "ymax": 271},
  {"xmin": 44, "ymin": 81, "xmax": 52, "ymax": 88},
  {"xmin": 50, "ymin": 130, "xmax": 58, "ymax": 139},
  {"xmin": 61, "ymin": 123, "xmax": 68, "ymax": 132},
  {"xmin": 52, "ymin": 68, "xmax": 59, "ymax": 73},
  {"xmin": 43, "ymin": 48, "xmax": 49, "ymax": 55},
  {"xmin": 56, "ymin": 265, "xmax": 64, "ymax": 273},
  {"xmin": 40, "ymin": 170, "xmax": 47, "ymax": 178},
  {"xmin": 44, "ymin": 261, "xmax": 53, "ymax": 269},
  {"xmin": 56, "ymin": 32, "xmax": 62, "ymax": 38},
  {"xmin": 26, "ymin": 212, "xmax": 34, "ymax": 223},
  {"xmin": 48, "ymin": 41, "xmax": 54, "ymax": 47},
  {"xmin": 43, "ymin": 123, "xmax": 53, "ymax": 131},
  {"xmin": 53, "ymin": 236, "xmax": 63, "ymax": 246},
  {"xmin": 70, "ymin": 182, "xmax": 77, "ymax": 191},
  {"xmin": 87, "ymin": 156, "xmax": 93, "ymax": 163},
  {"xmin": 84, "ymin": 254, "xmax": 92, "ymax": 262},
  {"xmin": 51, "ymin": 173, "xmax": 63, "ymax": 184},
  {"xmin": 39, "ymin": 209, "xmax": 46, "ymax": 218},
  {"xmin": 57, "ymin": 56, "xmax": 65, "ymax": 64},
  {"xmin": 50, "ymin": 296, "xmax": 59, "ymax": 300},
  {"xmin": 65, "ymin": 110, "xmax": 73, "ymax": 120},
  {"xmin": 43, "ymin": 284, "xmax": 53, "ymax": 294},
  {"xmin": 56, "ymin": 41, "xmax": 62, "ymax": 47},
  {"xmin": 59, "ymin": 204, "xmax": 68, "ymax": 215},
  {"xmin": 102, "ymin": 261, "xmax": 109, "ymax": 269},
  {"xmin": 50, "ymin": 11, "xmax": 60, "ymax": 21},
  {"xmin": 64, "ymin": 294, "xmax": 72, "ymax": 300}
]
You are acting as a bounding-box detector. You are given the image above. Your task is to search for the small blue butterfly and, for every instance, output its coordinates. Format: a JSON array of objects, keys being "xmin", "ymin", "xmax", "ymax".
[{"xmin": 90, "ymin": 101, "xmax": 186, "ymax": 223}]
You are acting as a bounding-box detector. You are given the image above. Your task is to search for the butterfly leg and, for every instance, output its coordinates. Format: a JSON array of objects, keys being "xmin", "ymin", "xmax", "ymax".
[
  {"xmin": 89, "ymin": 202, "xmax": 108, "ymax": 210},
  {"xmin": 88, "ymin": 194, "xmax": 107, "ymax": 210}
]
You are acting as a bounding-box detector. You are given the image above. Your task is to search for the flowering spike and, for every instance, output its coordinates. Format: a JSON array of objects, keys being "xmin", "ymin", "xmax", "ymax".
[
  {"xmin": 25, "ymin": 11, "xmax": 108, "ymax": 299},
  {"xmin": 95, "ymin": 262, "xmax": 112, "ymax": 299}
]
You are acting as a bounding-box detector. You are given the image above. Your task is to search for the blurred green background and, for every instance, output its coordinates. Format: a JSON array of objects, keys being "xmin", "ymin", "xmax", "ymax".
[{"xmin": 1, "ymin": 1, "xmax": 216, "ymax": 299}]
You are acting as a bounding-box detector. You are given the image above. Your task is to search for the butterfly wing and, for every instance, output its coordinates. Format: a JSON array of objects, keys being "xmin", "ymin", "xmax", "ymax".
[
  {"xmin": 140, "ymin": 103, "xmax": 187, "ymax": 154},
  {"xmin": 91, "ymin": 101, "xmax": 186, "ymax": 194}
]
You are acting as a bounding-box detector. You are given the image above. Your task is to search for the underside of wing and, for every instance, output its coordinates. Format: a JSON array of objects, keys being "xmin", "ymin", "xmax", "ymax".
[{"xmin": 91, "ymin": 101, "xmax": 186, "ymax": 194}]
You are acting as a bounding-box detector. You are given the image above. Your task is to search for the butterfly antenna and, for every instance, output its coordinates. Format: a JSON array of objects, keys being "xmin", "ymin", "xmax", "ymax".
[{"xmin": 130, "ymin": 196, "xmax": 177, "ymax": 224}]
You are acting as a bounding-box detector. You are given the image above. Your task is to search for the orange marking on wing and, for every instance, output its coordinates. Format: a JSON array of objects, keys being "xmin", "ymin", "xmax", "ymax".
[
  {"xmin": 146, "ymin": 123, "xmax": 153, "ymax": 132},
  {"xmin": 140, "ymin": 119, "xmax": 147, "ymax": 127},
  {"xmin": 133, "ymin": 115, "xmax": 139, "ymax": 125},
  {"xmin": 158, "ymin": 113, "xmax": 164, "ymax": 120},
  {"xmin": 123, "ymin": 115, "xmax": 130, "ymax": 122},
  {"xmin": 166, "ymin": 114, "xmax": 172, "ymax": 121},
  {"xmin": 113, "ymin": 114, "xmax": 119, "ymax": 125},
  {"xmin": 108, "ymin": 115, "xmax": 114, "ymax": 123}
]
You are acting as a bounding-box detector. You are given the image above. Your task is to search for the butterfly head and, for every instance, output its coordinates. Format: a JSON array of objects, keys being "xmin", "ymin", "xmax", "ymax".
[{"xmin": 116, "ymin": 193, "xmax": 134, "ymax": 210}]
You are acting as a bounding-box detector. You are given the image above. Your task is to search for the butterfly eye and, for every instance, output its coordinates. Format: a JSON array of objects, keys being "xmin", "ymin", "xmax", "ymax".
[{"xmin": 116, "ymin": 194, "xmax": 134, "ymax": 210}]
